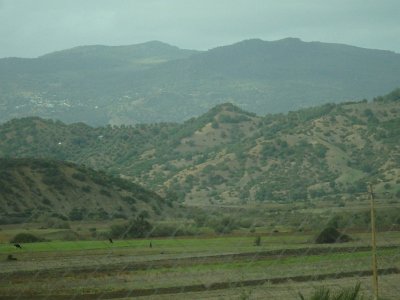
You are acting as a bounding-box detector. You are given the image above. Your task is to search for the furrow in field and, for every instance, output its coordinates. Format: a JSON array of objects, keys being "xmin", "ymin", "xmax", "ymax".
[
  {"xmin": 1, "ymin": 268, "xmax": 398, "ymax": 300},
  {"xmin": 1, "ymin": 245, "xmax": 397, "ymax": 279}
]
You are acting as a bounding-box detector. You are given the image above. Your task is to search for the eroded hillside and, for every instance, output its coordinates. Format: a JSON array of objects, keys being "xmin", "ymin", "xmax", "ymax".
[
  {"xmin": 0, "ymin": 89, "xmax": 399, "ymax": 205},
  {"xmin": 0, "ymin": 158, "xmax": 166, "ymax": 224}
]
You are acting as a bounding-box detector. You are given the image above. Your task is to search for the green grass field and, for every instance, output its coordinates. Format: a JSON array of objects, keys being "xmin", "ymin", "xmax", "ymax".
[
  {"xmin": 1, "ymin": 229, "xmax": 399, "ymax": 299},
  {"xmin": 1, "ymin": 197, "xmax": 399, "ymax": 299}
]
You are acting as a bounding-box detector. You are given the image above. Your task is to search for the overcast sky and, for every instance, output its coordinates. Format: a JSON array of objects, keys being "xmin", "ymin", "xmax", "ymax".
[{"xmin": 1, "ymin": 0, "xmax": 399, "ymax": 58}]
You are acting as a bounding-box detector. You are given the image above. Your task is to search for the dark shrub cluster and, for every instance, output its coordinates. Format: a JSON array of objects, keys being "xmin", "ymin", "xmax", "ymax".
[
  {"xmin": 315, "ymin": 227, "xmax": 351, "ymax": 244},
  {"xmin": 10, "ymin": 233, "xmax": 47, "ymax": 243}
]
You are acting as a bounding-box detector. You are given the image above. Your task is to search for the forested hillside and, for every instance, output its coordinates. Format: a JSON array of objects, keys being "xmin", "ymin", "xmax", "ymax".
[
  {"xmin": 1, "ymin": 38, "xmax": 400, "ymax": 125},
  {"xmin": 1, "ymin": 89, "xmax": 399, "ymax": 204},
  {"xmin": 0, "ymin": 41, "xmax": 198, "ymax": 125}
]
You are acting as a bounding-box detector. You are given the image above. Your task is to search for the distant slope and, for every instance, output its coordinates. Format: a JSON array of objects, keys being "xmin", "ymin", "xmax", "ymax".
[
  {"xmin": 0, "ymin": 158, "xmax": 166, "ymax": 224},
  {"xmin": 1, "ymin": 89, "xmax": 399, "ymax": 204},
  {"xmin": 0, "ymin": 41, "xmax": 198, "ymax": 125},
  {"xmin": 1, "ymin": 38, "xmax": 400, "ymax": 125},
  {"xmin": 3, "ymin": 41, "xmax": 198, "ymax": 73}
]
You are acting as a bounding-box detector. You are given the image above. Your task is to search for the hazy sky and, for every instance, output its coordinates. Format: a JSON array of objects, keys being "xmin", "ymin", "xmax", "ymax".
[{"xmin": 1, "ymin": 0, "xmax": 399, "ymax": 58}]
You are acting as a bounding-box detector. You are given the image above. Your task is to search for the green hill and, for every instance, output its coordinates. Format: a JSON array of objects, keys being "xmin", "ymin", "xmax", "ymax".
[
  {"xmin": 0, "ymin": 41, "xmax": 198, "ymax": 125},
  {"xmin": 0, "ymin": 158, "xmax": 166, "ymax": 224},
  {"xmin": 1, "ymin": 38, "xmax": 400, "ymax": 125},
  {"xmin": 1, "ymin": 89, "xmax": 399, "ymax": 204}
]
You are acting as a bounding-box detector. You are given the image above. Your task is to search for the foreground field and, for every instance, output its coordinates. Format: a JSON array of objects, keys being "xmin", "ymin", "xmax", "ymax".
[{"xmin": 1, "ymin": 230, "xmax": 399, "ymax": 299}]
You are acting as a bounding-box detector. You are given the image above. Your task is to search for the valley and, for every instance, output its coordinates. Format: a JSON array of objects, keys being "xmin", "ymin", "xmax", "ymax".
[{"xmin": 0, "ymin": 59, "xmax": 399, "ymax": 299}]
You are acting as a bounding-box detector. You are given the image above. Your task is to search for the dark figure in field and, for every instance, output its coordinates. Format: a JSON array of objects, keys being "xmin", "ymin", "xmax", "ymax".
[
  {"xmin": 109, "ymin": 238, "xmax": 113, "ymax": 244},
  {"xmin": 13, "ymin": 244, "xmax": 22, "ymax": 249},
  {"xmin": 149, "ymin": 241, "xmax": 152, "ymax": 248},
  {"xmin": 7, "ymin": 254, "xmax": 17, "ymax": 261}
]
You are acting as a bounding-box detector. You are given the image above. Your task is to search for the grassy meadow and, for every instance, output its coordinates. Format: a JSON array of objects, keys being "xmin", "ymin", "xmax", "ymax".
[
  {"xmin": 1, "ymin": 218, "xmax": 400, "ymax": 299},
  {"xmin": 1, "ymin": 195, "xmax": 399, "ymax": 299}
]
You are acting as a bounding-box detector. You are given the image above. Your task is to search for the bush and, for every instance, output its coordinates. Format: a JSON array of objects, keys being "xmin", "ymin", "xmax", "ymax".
[
  {"xmin": 10, "ymin": 233, "xmax": 47, "ymax": 243},
  {"xmin": 315, "ymin": 227, "xmax": 351, "ymax": 244},
  {"xmin": 69, "ymin": 207, "xmax": 87, "ymax": 221},
  {"xmin": 109, "ymin": 213, "xmax": 153, "ymax": 239},
  {"xmin": 71, "ymin": 172, "xmax": 86, "ymax": 181},
  {"xmin": 299, "ymin": 282, "xmax": 363, "ymax": 300},
  {"xmin": 210, "ymin": 216, "xmax": 238, "ymax": 234}
]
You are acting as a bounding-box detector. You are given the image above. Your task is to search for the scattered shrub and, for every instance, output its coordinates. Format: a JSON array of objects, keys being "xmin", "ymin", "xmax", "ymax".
[
  {"xmin": 69, "ymin": 207, "xmax": 87, "ymax": 221},
  {"xmin": 71, "ymin": 172, "xmax": 86, "ymax": 182},
  {"xmin": 100, "ymin": 189, "xmax": 112, "ymax": 197},
  {"xmin": 10, "ymin": 233, "xmax": 47, "ymax": 243},
  {"xmin": 210, "ymin": 216, "xmax": 238, "ymax": 234},
  {"xmin": 44, "ymin": 219, "xmax": 71, "ymax": 229}
]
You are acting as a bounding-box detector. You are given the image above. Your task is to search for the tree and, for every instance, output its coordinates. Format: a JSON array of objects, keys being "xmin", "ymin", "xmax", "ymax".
[
  {"xmin": 128, "ymin": 212, "xmax": 152, "ymax": 238},
  {"xmin": 110, "ymin": 211, "xmax": 152, "ymax": 239},
  {"xmin": 315, "ymin": 227, "xmax": 351, "ymax": 244}
]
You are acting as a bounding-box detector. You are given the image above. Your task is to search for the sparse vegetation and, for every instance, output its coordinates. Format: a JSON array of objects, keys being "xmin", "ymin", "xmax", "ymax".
[
  {"xmin": 298, "ymin": 283, "xmax": 363, "ymax": 300},
  {"xmin": 0, "ymin": 158, "xmax": 168, "ymax": 222},
  {"xmin": 1, "ymin": 89, "xmax": 399, "ymax": 205}
]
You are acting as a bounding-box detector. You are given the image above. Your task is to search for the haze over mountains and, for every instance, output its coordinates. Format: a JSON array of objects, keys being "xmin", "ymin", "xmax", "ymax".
[
  {"xmin": 1, "ymin": 37, "xmax": 399, "ymax": 213},
  {"xmin": 1, "ymin": 38, "xmax": 400, "ymax": 125}
]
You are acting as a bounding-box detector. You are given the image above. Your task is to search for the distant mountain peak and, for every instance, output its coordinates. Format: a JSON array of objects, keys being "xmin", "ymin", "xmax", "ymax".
[
  {"xmin": 1, "ymin": 38, "xmax": 400, "ymax": 126},
  {"xmin": 212, "ymin": 102, "xmax": 246, "ymax": 113},
  {"xmin": 141, "ymin": 40, "xmax": 179, "ymax": 48},
  {"xmin": 276, "ymin": 37, "xmax": 303, "ymax": 43},
  {"xmin": 39, "ymin": 40, "xmax": 195, "ymax": 59},
  {"xmin": 232, "ymin": 37, "xmax": 303, "ymax": 46},
  {"xmin": 202, "ymin": 103, "xmax": 256, "ymax": 120}
]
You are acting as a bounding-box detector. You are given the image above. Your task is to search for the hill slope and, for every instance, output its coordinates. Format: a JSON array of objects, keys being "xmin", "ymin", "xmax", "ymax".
[
  {"xmin": 1, "ymin": 89, "xmax": 399, "ymax": 204},
  {"xmin": 0, "ymin": 158, "xmax": 166, "ymax": 224},
  {"xmin": 1, "ymin": 38, "xmax": 400, "ymax": 125},
  {"xmin": 0, "ymin": 41, "xmax": 198, "ymax": 125}
]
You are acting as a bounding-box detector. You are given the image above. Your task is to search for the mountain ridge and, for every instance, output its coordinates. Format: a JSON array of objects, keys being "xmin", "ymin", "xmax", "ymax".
[
  {"xmin": 1, "ymin": 89, "xmax": 399, "ymax": 204},
  {"xmin": 1, "ymin": 38, "xmax": 400, "ymax": 125}
]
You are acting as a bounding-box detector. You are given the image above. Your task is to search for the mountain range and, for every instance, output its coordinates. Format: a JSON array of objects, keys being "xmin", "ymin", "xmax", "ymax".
[
  {"xmin": 1, "ymin": 38, "xmax": 400, "ymax": 125},
  {"xmin": 1, "ymin": 89, "xmax": 399, "ymax": 205}
]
